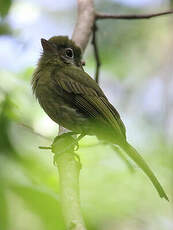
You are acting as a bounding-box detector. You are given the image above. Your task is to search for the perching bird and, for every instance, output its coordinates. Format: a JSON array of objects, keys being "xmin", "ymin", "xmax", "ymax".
[{"xmin": 32, "ymin": 36, "xmax": 168, "ymax": 200}]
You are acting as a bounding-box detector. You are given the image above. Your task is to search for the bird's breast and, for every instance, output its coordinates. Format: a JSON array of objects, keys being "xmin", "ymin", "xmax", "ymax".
[{"xmin": 35, "ymin": 80, "xmax": 89, "ymax": 133}]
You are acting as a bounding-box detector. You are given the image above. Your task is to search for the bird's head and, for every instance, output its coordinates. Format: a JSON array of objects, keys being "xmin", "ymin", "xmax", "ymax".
[{"xmin": 40, "ymin": 36, "xmax": 82, "ymax": 68}]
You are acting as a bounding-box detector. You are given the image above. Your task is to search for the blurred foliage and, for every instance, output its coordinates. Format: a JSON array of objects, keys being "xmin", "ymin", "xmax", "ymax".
[
  {"xmin": 93, "ymin": 2, "xmax": 172, "ymax": 79},
  {"xmin": 0, "ymin": 21, "xmax": 11, "ymax": 35},
  {"xmin": 0, "ymin": 0, "xmax": 173, "ymax": 230},
  {"xmin": 0, "ymin": 0, "xmax": 12, "ymax": 35},
  {"xmin": 0, "ymin": 0, "xmax": 12, "ymax": 18}
]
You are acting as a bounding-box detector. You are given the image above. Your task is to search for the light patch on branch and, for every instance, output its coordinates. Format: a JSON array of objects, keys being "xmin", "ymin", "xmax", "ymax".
[{"xmin": 72, "ymin": 0, "xmax": 95, "ymax": 52}]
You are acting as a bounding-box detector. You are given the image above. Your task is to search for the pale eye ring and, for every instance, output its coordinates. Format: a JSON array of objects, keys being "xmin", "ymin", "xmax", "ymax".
[{"xmin": 65, "ymin": 48, "xmax": 74, "ymax": 58}]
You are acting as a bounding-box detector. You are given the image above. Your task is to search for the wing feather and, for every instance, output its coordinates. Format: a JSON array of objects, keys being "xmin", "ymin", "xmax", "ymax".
[{"xmin": 54, "ymin": 73, "xmax": 126, "ymax": 139}]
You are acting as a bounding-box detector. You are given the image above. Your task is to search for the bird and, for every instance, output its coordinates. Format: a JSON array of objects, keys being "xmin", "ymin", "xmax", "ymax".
[{"xmin": 32, "ymin": 36, "xmax": 168, "ymax": 200}]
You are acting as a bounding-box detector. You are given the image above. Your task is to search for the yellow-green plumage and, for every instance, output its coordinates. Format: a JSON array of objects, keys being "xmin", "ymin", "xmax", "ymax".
[{"xmin": 32, "ymin": 36, "xmax": 168, "ymax": 200}]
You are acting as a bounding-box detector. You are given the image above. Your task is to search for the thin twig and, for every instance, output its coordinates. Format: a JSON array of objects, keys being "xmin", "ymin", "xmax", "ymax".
[
  {"xmin": 95, "ymin": 9, "xmax": 173, "ymax": 20},
  {"xmin": 92, "ymin": 9, "xmax": 173, "ymax": 84},
  {"xmin": 91, "ymin": 22, "xmax": 101, "ymax": 84}
]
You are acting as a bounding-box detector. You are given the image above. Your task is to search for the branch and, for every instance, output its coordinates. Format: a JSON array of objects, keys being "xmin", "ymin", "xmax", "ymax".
[
  {"xmin": 91, "ymin": 22, "xmax": 101, "ymax": 83},
  {"xmin": 53, "ymin": 1, "xmax": 95, "ymax": 229},
  {"xmin": 72, "ymin": 0, "xmax": 95, "ymax": 51},
  {"xmin": 91, "ymin": 9, "xmax": 173, "ymax": 84},
  {"xmin": 56, "ymin": 152, "xmax": 85, "ymax": 230},
  {"xmin": 95, "ymin": 9, "xmax": 173, "ymax": 20},
  {"xmin": 52, "ymin": 135, "xmax": 85, "ymax": 230}
]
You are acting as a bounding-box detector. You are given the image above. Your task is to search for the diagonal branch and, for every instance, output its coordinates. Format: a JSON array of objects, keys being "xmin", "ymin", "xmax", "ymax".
[
  {"xmin": 54, "ymin": 1, "xmax": 95, "ymax": 230},
  {"xmin": 91, "ymin": 22, "xmax": 101, "ymax": 83},
  {"xmin": 72, "ymin": 0, "xmax": 95, "ymax": 51},
  {"xmin": 95, "ymin": 9, "xmax": 173, "ymax": 20}
]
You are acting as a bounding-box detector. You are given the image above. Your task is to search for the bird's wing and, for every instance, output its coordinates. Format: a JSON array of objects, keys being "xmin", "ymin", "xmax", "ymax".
[{"xmin": 54, "ymin": 72, "xmax": 126, "ymax": 139}]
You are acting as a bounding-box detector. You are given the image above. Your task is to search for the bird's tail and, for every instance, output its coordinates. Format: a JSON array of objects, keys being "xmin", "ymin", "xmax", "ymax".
[{"xmin": 120, "ymin": 142, "xmax": 168, "ymax": 201}]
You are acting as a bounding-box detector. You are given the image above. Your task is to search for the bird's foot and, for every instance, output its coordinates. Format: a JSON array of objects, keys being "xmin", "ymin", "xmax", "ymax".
[
  {"xmin": 52, "ymin": 132, "xmax": 80, "ymax": 165},
  {"xmin": 39, "ymin": 132, "xmax": 83, "ymax": 167}
]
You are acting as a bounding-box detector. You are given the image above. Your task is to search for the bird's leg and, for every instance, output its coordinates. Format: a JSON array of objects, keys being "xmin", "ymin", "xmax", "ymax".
[
  {"xmin": 72, "ymin": 133, "xmax": 86, "ymax": 169},
  {"xmin": 74, "ymin": 133, "xmax": 86, "ymax": 151}
]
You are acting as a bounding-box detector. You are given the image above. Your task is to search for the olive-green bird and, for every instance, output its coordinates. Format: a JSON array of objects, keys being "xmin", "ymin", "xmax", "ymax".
[{"xmin": 32, "ymin": 36, "xmax": 168, "ymax": 200}]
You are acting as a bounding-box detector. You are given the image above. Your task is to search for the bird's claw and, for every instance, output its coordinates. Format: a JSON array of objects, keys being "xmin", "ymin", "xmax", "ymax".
[{"xmin": 52, "ymin": 132, "xmax": 81, "ymax": 166}]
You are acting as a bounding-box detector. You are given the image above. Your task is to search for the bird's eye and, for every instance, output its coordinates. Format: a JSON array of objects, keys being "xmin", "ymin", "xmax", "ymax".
[{"xmin": 65, "ymin": 48, "xmax": 74, "ymax": 58}]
